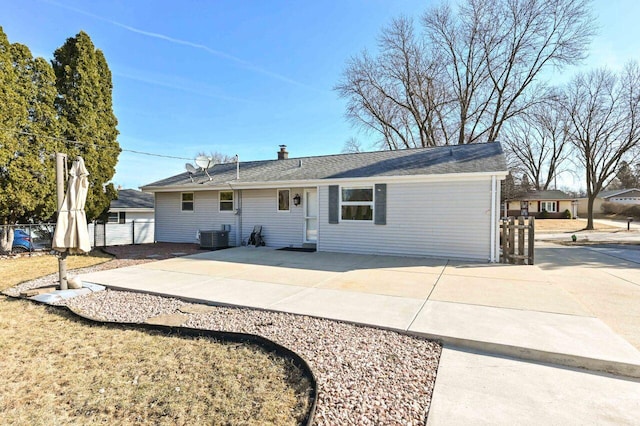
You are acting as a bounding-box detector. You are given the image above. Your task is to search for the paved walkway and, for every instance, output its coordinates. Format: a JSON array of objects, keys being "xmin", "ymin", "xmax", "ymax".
[{"xmin": 79, "ymin": 245, "xmax": 640, "ymax": 424}]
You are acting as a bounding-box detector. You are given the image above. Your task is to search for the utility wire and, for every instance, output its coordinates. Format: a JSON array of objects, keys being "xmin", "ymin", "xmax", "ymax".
[{"xmin": 0, "ymin": 127, "xmax": 193, "ymax": 161}]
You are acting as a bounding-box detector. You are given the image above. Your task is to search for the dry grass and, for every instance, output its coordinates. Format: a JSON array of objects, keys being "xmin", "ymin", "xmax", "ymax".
[
  {"xmin": 534, "ymin": 219, "xmax": 618, "ymax": 233},
  {"xmin": 0, "ymin": 255, "xmax": 311, "ymax": 425},
  {"xmin": 0, "ymin": 251, "xmax": 112, "ymax": 292}
]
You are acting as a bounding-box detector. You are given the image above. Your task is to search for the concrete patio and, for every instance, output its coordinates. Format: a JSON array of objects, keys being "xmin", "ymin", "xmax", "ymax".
[{"xmin": 79, "ymin": 244, "xmax": 640, "ymax": 424}]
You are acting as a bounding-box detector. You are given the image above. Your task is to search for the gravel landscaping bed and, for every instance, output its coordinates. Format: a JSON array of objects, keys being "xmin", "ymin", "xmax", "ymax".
[{"xmin": 6, "ymin": 244, "xmax": 442, "ymax": 424}]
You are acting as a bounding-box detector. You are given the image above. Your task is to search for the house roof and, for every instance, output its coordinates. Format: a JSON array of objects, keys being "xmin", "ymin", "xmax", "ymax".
[
  {"xmin": 509, "ymin": 190, "xmax": 576, "ymax": 201},
  {"xmin": 110, "ymin": 189, "xmax": 154, "ymax": 209},
  {"xmin": 142, "ymin": 142, "xmax": 507, "ymax": 190},
  {"xmin": 599, "ymin": 188, "xmax": 640, "ymax": 199}
]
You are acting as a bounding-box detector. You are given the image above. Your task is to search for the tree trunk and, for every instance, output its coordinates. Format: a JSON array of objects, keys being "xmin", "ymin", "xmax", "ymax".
[
  {"xmin": 585, "ymin": 195, "xmax": 595, "ymax": 230},
  {"xmin": 0, "ymin": 225, "xmax": 14, "ymax": 254}
]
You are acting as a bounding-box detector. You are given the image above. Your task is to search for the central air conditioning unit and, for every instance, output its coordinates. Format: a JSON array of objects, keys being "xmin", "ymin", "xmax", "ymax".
[{"xmin": 199, "ymin": 230, "xmax": 229, "ymax": 250}]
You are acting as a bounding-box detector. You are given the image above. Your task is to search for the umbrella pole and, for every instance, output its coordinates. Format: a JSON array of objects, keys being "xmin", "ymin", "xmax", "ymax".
[{"xmin": 56, "ymin": 152, "xmax": 68, "ymax": 290}]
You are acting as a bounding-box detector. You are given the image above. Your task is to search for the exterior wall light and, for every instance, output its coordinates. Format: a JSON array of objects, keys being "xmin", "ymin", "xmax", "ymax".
[{"xmin": 293, "ymin": 194, "xmax": 301, "ymax": 206}]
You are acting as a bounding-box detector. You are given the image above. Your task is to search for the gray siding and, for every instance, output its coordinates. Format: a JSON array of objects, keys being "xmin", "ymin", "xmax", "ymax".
[
  {"xmin": 318, "ymin": 180, "xmax": 493, "ymax": 260},
  {"xmin": 155, "ymin": 191, "xmax": 238, "ymax": 245},
  {"xmin": 239, "ymin": 188, "xmax": 305, "ymax": 247}
]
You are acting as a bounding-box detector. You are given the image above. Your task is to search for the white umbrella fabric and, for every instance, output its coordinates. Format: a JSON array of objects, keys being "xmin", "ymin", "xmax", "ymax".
[{"xmin": 53, "ymin": 156, "xmax": 91, "ymax": 254}]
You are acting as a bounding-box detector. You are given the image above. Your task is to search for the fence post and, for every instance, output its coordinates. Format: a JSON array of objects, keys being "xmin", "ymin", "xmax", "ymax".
[
  {"xmin": 517, "ymin": 216, "xmax": 525, "ymax": 265},
  {"xmin": 508, "ymin": 217, "xmax": 515, "ymax": 264},
  {"xmin": 528, "ymin": 216, "xmax": 535, "ymax": 265}
]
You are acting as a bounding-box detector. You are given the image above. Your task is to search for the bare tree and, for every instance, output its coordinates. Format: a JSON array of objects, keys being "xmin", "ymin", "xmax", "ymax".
[
  {"xmin": 335, "ymin": 17, "xmax": 452, "ymax": 149},
  {"xmin": 503, "ymin": 98, "xmax": 572, "ymax": 190},
  {"xmin": 342, "ymin": 136, "xmax": 365, "ymax": 153},
  {"xmin": 196, "ymin": 151, "xmax": 236, "ymax": 164},
  {"xmin": 564, "ymin": 63, "xmax": 640, "ymax": 229},
  {"xmin": 337, "ymin": 0, "xmax": 595, "ymax": 148}
]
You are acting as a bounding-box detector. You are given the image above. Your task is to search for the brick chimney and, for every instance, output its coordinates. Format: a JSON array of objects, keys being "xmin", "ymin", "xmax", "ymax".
[{"xmin": 278, "ymin": 145, "xmax": 288, "ymax": 160}]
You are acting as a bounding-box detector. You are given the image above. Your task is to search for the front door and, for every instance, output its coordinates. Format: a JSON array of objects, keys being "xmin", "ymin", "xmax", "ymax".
[{"xmin": 304, "ymin": 188, "xmax": 318, "ymax": 243}]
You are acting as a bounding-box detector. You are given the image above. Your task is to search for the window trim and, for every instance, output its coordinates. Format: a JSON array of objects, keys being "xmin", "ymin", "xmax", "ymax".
[
  {"xmin": 339, "ymin": 185, "xmax": 374, "ymax": 222},
  {"xmin": 277, "ymin": 189, "xmax": 290, "ymax": 212},
  {"xmin": 541, "ymin": 201, "xmax": 557, "ymax": 213},
  {"xmin": 181, "ymin": 192, "xmax": 194, "ymax": 212},
  {"xmin": 219, "ymin": 190, "xmax": 234, "ymax": 213},
  {"xmin": 107, "ymin": 212, "xmax": 123, "ymax": 224}
]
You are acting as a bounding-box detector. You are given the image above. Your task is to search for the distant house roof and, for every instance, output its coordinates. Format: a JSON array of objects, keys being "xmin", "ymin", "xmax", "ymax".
[
  {"xmin": 509, "ymin": 190, "xmax": 577, "ymax": 201},
  {"xmin": 110, "ymin": 189, "xmax": 154, "ymax": 210},
  {"xmin": 599, "ymin": 188, "xmax": 640, "ymax": 199},
  {"xmin": 142, "ymin": 142, "xmax": 507, "ymax": 190}
]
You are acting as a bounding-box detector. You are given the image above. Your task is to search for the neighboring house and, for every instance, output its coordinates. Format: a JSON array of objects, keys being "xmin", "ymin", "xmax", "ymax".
[
  {"xmin": 505, "ymin": 190, "xmax": 578, "ymax": 219},
  {"xmin": 141, "ymin": 143, "xmax": 508, "ymax": 261},
  {"xmin": 577, "ymin": 188, "xmax": 640, "ymax": 216},
  {"xmin": 88, "ymin": 189, "xmax": 155, "ymax": 247},
  {"xmin": 107, "ymin": 189, "xmax": 155, "ymax": 223}
]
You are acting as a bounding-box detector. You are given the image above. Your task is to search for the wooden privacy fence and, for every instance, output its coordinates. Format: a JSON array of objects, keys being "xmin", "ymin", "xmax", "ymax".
[{"xmin": 500, "ymin": 216, "xmax": 535, "ymax": 265}]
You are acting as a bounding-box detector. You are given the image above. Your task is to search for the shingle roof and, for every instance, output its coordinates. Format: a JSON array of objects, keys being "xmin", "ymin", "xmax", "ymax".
[
  {"xmin": 599, "ymin": 188, "xmax": 640, "ymax": 199},
  {"xmin": 111, "ymin": 189, "xmax": 154, "ymax": 209},
  {"xmin": 512, "ymin": 190, "xmax": 576, "ymax": 201},
  {"xmin": 142, "ymin": 142, "xmax": 507, "ymax": 189}
]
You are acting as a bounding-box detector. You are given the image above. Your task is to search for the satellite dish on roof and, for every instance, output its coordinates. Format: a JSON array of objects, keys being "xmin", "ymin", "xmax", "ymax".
[
  {"xmin": 185, "ymin": 163, "xmax": 197, "ymax": 182},
  {"xmin": 195, "ymin": 156, "xmax": 211, "ymax": 169},
  {"xmin": 194, "ymin": 156, "xmax": 213, "ymax": 181}
]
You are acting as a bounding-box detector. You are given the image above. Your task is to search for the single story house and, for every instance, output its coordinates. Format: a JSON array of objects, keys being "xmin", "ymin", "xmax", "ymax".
[
  {"xmin": 577, "ymin": 188, "xmax": 640, "ymax": 216},
  {"xmin": 141, "ymin": 143, "xmax": 508, "ymax": 261},
  {"xmin": 107, "ymin": 189, "xmax": 154, "ymax": 224},
  {"xmin": 505, "ymin": 190, "xmax": 578, "ymax": 219}
]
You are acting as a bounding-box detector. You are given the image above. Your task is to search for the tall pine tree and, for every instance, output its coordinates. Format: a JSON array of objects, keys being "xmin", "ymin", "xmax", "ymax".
[
  {"xmin": 0, "ymin": 28, "xmax": 59, "ymax": 251},
  {"xmin": 52, "ymin": 31, "xmax": 120, "ymax": 221}
]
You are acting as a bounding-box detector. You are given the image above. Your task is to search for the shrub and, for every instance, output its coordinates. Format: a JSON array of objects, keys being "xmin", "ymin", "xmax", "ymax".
[
  {"xmin": 539, "ymin": 210, "xmax": 550, "ymax": 219},
  {"xmin": 602, "ymin": 202, "xmax": 640, "ymax": 218},
  {"xmin": 562, "ymin": 209, "xmax": 572, "ymax": 219}
]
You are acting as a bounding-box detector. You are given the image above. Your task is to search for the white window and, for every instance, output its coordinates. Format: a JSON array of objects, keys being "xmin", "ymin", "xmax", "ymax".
[
  {"xmin": 181, "ymin": 193, "xmax": 194, "ymax": 211},
  {"xmin": 341, "ymin": 186, "xmax": 374, "ymax": 221},
  {"xmin": 219, "ymin": 191, "xmax": 234, "ymax": 212},
  {"xmin": 277, "ymin": 189, "xmax": 290, "ymax": 212},
  {"xmin": 107, "ymin": 212, "xmax": 126, "ymax": 224},
  {"xmin": 541, "ymin": 201, "xmax": 556, "ymax": 212}
]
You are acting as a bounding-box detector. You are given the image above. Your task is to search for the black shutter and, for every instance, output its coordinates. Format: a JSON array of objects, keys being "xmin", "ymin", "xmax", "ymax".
[
  {"xmin": 329, "ymin": 185, "xmax": 339, "ymax": 224},
  {"xmin": 375, "ymin": 184, "xmax": 386, "ymax": 225}
]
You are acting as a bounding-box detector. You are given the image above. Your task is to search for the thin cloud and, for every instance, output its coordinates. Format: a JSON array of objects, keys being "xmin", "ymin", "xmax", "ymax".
[
  {"xmin": 44, "ymin": 0, "xmax": 312, "ymax": 88},
  {"xmin": 114, "ymin": 67, "xmax": 255, "ymax": 104}
]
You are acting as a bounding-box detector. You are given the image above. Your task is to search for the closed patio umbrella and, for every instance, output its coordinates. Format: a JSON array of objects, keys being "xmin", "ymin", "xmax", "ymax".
[{"xmin": 53, "ymin": 156, "xmax": 91, "ymax": 254}]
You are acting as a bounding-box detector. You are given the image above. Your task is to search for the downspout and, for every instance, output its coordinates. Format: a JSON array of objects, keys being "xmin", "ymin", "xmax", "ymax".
[{"xmin": 490, "ymin": 175, "xmax": 497, "ymax": 263}]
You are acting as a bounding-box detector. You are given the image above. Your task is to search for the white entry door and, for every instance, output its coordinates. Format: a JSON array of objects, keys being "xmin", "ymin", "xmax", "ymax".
[{"xmin": 304, "ymin": 188, "xmax": 318, "ymax": 243}]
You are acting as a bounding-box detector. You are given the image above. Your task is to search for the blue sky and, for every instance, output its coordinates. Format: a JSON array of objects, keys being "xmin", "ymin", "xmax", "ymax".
[{"xmin": 2, "ymin": 0, "xmax": 639, "ymax": 189}]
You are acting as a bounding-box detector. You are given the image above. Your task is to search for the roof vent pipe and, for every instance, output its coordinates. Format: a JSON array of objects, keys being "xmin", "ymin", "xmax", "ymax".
[
  {"xmin": 278, "ymin": 145, "xmax": 288, "ymax": 160},
  {"xmin": 299, "ymin": 159, "xmax": 302, "ymax": 168}
]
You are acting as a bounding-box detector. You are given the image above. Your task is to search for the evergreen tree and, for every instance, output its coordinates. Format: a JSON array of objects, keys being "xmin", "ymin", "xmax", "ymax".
[
  {"xmin": 614, "ymin": 161, "xmax": 639, "ymax": 189},
  {"xmin": 0, "ymin": 28, "xmax": 29, "ymax": 251},
  {"xmin": 9, "ymin": 43, "xmax": 60, "ymax": 222},
  {"xmin": 52, "ymin": 31, "xmax": 120, "ymax": 221}
]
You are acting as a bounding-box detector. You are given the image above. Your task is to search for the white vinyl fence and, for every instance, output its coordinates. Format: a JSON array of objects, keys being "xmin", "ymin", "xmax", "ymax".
[{"xmin": 88, "ymin": 221, "xmax": 155, "ymax": 247}]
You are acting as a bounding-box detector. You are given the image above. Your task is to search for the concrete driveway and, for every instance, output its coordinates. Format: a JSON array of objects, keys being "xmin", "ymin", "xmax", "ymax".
[{"xmin": 79, "ymin": 245, "xmax": 640, "ymax": 425}]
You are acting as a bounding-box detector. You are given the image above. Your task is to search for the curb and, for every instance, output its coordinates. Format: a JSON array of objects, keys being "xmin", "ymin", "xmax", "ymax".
[{"xmin": 408, "ymin": 331, "xmax": 640, "ymax": 379}]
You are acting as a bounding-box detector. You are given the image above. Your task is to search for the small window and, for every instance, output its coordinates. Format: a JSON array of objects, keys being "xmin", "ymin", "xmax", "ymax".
[
  {"xmin": 219, "ymin": 191, "xmax": 234, "ymax": 212},
  {"xmin": 277, "ymin": 189, "xmax": 290, "ymax": 212},
  {"xmin": 181, "ymin": 193, "xmax": 194, "ymax": 211},
  {"xmin": 108, "ymin": 212, "xmax": 126, "ymax": 224},
  {"xmin": 341, "ymin": 186, "xmax": 374, "ymax": 221}
]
